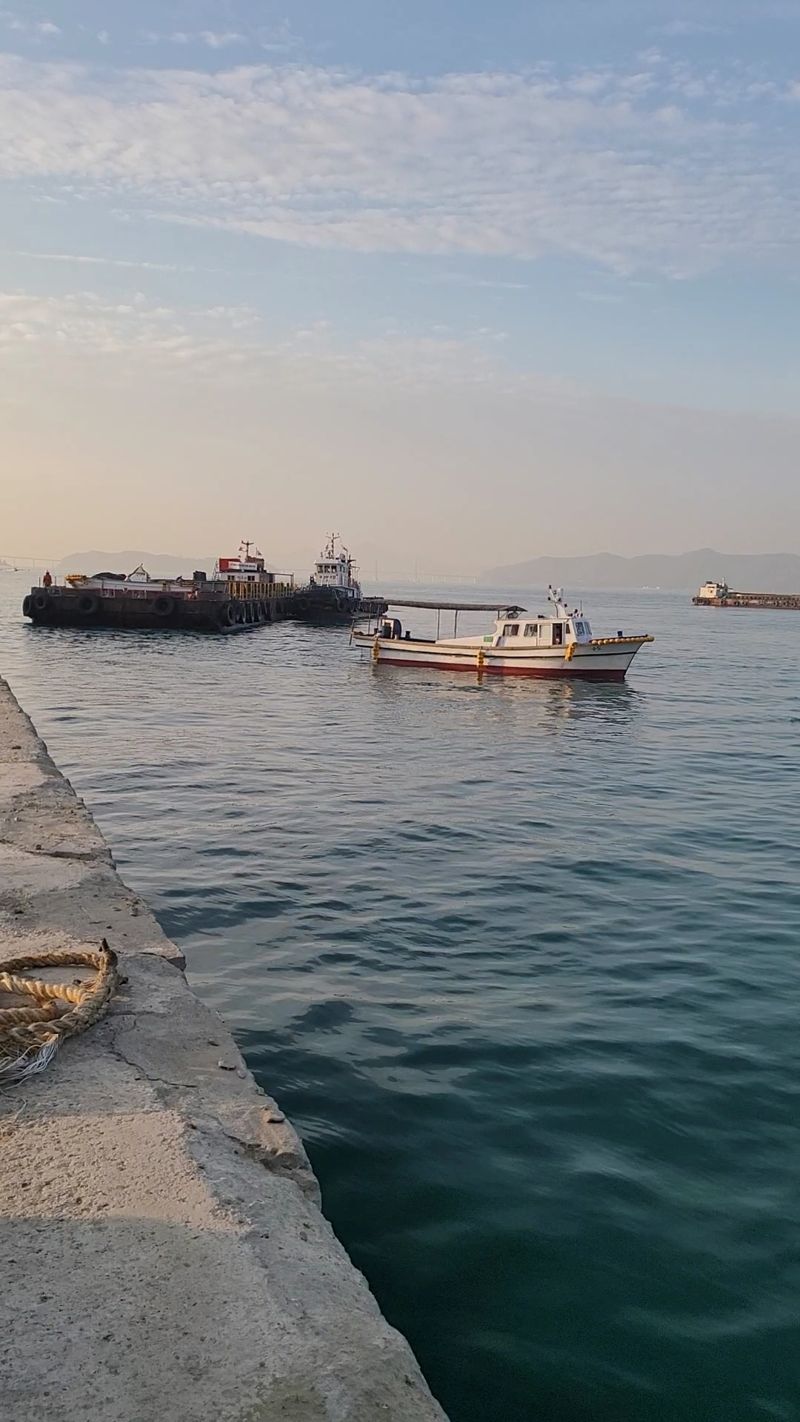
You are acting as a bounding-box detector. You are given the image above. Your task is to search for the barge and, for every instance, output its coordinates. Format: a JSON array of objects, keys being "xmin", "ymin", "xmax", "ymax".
[
  {"xmin": 291, "ymin": 535, "xmax": 387, "ymax": 624},
  {"xmin": 693, "ymin": 580, "xmax": 800, "ymax": 611},
  {"xmin": 23, "ymin": 543, "xmax": 295, "ymax": 633}
]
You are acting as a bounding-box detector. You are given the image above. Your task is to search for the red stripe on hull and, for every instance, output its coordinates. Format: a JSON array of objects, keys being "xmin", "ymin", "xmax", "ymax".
[{"xmin": 376, "ymin": 657, "xmax": 626, "ymax": 681}]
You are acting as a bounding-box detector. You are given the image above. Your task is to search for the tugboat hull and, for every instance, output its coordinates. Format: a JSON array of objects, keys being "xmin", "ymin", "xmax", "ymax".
[{"xmin": 290, "ymin": 589, "xmax": 387, "ymax": 624}]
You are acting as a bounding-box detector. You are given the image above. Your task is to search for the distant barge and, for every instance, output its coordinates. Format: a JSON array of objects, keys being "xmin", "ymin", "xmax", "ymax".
[
  {"xmin": 693, "ymin": 580, "xmax": 800, "ymax": 611},
  {"xmin": 23, "ymin": 545, "xmax": 295, "ymax": 634}
]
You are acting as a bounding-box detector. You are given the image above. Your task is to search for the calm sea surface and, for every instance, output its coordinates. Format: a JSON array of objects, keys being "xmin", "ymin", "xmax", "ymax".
[{"xmin": 2, "ymin": 573, "xmax": 799, "ymax": 1422}]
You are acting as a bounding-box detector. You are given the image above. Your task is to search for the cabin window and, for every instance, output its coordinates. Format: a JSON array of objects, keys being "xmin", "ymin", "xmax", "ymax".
[
  {"xmin": 502, "ymin": 623, "xmax": 519, "ymax": 637},
  {"xmin": 551, "ymin": 622, "xmax": 563, "ymax": 646},
  {"xmin": 524, "ymin": 623, "xmax": 539, "ymax": 638}
]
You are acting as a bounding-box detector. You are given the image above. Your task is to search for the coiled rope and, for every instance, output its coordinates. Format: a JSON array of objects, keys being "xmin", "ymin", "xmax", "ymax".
[{"xmin": 0, "ymin": 940, "xmax": 119, "ymax": 1084}]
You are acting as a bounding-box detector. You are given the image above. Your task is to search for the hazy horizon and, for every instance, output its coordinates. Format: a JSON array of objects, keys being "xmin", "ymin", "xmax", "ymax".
[
  {"xmin": 2, "ymin": 1, "xmax": 799, "ymax": 569},
  {"xmin": 5, "ymin": 545, "xmax": 800, "ymax": 595}
]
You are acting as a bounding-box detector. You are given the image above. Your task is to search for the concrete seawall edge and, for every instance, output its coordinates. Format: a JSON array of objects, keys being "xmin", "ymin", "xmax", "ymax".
[{"xmin": 0, "ymin": 676, "xmax": 447, "ymax": 1422}]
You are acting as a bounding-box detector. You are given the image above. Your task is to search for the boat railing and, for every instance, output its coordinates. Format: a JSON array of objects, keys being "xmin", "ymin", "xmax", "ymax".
[
  {"xmin": 226, "ymin": 578, "xmax": 295, "ymax": 600},
  {"xmin": 46, "ymin": 578, "xmax": 298, "ymax": 601}
]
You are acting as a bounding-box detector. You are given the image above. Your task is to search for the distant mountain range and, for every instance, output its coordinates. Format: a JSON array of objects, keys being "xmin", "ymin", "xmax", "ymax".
[
  {"xmin": 482, "ymin": 549, "xmax": 800, "ymax": 592},
  {"xmin": 55, "ymin": 550, "xmax": 215, "ymax": 578},
  {"xmin": 48, "ymin": 546, "xmax": 800, "ymax": 592}
]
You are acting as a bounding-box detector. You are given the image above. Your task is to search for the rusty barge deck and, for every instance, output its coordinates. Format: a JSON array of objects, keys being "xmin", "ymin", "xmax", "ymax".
[{"xmin": 23, "ymin": 576, "xmax": 297, "ymax": 633}]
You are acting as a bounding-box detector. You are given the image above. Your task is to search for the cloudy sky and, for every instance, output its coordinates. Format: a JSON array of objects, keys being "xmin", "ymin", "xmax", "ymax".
[{"xmin": 1, "ymin": 0, "xmax": 799, "ymax": 573}]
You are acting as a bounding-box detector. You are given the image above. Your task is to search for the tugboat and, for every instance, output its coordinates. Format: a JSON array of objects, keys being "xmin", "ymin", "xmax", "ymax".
[
  {"xmin": 352, "ymin": 588, "xmax": 653, "ymax": 681},
  {"xmin": 291, "ymin": 535, "xmax": 387, "ymax": 624}
]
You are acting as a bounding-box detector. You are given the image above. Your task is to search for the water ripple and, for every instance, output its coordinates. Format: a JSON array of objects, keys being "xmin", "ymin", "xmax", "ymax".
[{"xmin": 3, "ymin": 580, "xmax": 800, "ymax": 1422}]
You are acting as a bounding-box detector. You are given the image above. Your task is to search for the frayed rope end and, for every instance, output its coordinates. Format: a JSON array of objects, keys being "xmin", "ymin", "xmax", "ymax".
[{"xmin": 0, "ymin": 1038, "xmax": 60, "ymax": 1086}]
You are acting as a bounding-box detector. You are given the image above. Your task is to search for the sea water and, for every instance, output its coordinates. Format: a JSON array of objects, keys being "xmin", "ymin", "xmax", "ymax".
[{"xmin": 2, "ymin": 575, "xmax": 799, "ymax": 1422}]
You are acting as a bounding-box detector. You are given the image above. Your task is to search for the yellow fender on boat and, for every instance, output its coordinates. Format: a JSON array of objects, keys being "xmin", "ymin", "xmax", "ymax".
[
  {"xmin": 372, "ymin": 635, "xmax": 380, "ymax": 663},
  {"xmin": 476, "ymin": 645, "xmax": 485, "ymax": 672},
  {"xmin": 590, "ymin": 635, "xmax": 655, "ymax": 646},
  {"xmin": 565, "ymin": 641, "xmax": 575, "ymax": 662}
]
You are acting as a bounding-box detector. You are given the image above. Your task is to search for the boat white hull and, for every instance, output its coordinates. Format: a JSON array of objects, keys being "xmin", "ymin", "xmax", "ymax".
[{"xmin": 352, "ymin": 632, "xmax": 649, "ymax": 681}]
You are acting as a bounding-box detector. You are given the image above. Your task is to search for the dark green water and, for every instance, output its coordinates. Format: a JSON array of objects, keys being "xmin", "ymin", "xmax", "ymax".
[{"xmin": 3, "ymin": 577, "xmax": 799, "ymax": 1422}]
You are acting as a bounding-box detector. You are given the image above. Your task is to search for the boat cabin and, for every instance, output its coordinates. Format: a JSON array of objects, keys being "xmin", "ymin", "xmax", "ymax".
[
  {"xmin": 310, "ymin": 535, "xmax": 360, "ymax": 594},
  {"xmin": 491, "ymin": 612, "xmax": 592, "ymax": 648},
  {"xmin": 490, "ymin": 588, "xmax": 591, "ymax": 648},
  {"xmin": 218, "ymin": 541, "xmax": 273, "ymax": 584},
  {"xmin": 313, "ymin": 553, "xmax": 351, "ymax": 588},
  {"xmin": 698, "ymin": 580, "xmax": 728, "ymax": 600}
]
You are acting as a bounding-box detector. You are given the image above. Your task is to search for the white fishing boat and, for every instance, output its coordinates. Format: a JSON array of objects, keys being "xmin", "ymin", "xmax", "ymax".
[{"xmin": 352, "ymin": 588, "xmax": 653, "ymax": 682}]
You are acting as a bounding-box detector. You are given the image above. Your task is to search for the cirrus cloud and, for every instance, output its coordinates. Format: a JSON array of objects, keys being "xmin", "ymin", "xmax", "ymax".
[
  {"xmin": 0, "ymin": 285, "xmax": 578, "ymax": 397},
  {"xmin": 0, "ymin": 53, "xmax": 798, "ymax": 276}
]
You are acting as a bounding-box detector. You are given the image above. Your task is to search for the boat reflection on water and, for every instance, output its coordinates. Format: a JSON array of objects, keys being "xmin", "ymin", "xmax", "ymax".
[{"xmin": 366, "ymin": 652, "xmax": 641, "ymax": 737}]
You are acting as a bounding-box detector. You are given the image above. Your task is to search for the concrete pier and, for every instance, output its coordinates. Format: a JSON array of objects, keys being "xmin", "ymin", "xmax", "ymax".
[{"xmin": 0, "ymin": 677, "xmax": 447, "ymax": 1422}]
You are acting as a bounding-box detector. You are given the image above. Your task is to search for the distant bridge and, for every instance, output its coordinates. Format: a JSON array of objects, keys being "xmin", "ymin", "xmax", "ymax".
[
  {"xmin": 369, "ymin": 572, "xmax": 480, "ymax": 586},
  {"xmin": 0, "ymin": 553, "xmax": 55, "ymax": 569}
]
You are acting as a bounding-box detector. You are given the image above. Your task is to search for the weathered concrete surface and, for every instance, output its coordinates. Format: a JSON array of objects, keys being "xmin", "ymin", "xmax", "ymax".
[{"xmin": 0, "ymin": 678, "xmax": 447, "ymax": 1422}]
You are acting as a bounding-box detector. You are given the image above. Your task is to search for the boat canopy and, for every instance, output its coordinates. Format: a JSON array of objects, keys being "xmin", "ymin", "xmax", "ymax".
[{"xmin": 384, "ymin": 598, "xmax": 525, "ymax": 614}]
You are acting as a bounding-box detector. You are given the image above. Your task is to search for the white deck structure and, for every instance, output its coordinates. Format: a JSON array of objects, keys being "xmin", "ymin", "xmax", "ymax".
[{"xmin": 308, "ymin": 534, "xmax": 362, "ymax": 603}]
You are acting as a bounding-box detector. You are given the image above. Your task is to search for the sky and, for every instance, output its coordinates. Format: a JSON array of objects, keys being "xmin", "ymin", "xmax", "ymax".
[{"xmin": 1, "ymin": 0, "xmax": 799, "ymax": 575}]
